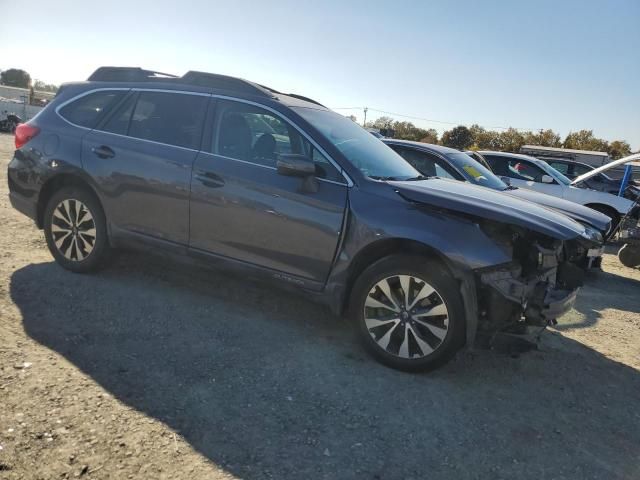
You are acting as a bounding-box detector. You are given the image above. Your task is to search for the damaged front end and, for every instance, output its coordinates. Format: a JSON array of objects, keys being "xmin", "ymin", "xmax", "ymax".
[{"xmin": 475, "ymin": 222, "xmax": 594, "ymax": 338}]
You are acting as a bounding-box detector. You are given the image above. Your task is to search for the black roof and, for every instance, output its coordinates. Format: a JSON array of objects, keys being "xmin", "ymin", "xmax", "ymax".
[{"xmin": 87, "ymin": 67, "xmax": 326, "ymax": 107}]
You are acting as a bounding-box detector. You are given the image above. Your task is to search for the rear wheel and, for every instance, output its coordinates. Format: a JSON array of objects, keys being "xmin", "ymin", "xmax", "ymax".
[
  {"xmin": 43, "ymin": 187, "xmax": 111, "ymax": 273},
  {"xmin": 350, "ymin": 255, "xmax": 465, "ymax": 372}
]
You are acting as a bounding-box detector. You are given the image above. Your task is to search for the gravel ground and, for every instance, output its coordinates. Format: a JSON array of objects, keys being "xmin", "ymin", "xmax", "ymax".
[{"xmin": 0, "ymin": 132, "xmax": 639, "ymax": 480}]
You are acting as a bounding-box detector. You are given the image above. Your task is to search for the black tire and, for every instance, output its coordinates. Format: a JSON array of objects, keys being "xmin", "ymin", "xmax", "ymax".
[
  {"xmin": 618, "ymin": 244, "xmax": 640, "ymax": 268},
  {"xmin": 587, "ymin": 204, "xmax": 619, "ymax": 239},
  {"xmin": 43, "ymin": 186, "xmax": 111, "ymax": 273},
  {"xmin": 349, "ymin": 254, "xmax": 466, "ymax": 372}
]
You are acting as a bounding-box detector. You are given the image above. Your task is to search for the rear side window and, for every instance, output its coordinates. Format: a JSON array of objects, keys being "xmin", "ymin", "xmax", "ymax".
[
  {"xmin": 59, "ymin": 90, "xmax": 126, "ymax": 128},
  {"xmin": 573, "ymin": 164, "xmax": 593, "ymax": 176},
  {"xmin": 101, "ymin": 94, "xmax": 137, "ymax": 135},
  {"xmin": 127, "ymin": 92, "xmax": 208, "ymax": 149}
]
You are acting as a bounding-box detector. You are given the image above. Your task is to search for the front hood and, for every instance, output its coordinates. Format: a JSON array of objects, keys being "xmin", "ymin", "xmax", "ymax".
[
  {"xmin": 505, "ymin": 187, "xmax": 611, "ymax": 233},
  {"xmin": 389, "ymin": 178, "xmax": 585, "ymax": 241},
  {"xmin": 572, "ymin": 153, "xmax": 640, "ymax": 185}
]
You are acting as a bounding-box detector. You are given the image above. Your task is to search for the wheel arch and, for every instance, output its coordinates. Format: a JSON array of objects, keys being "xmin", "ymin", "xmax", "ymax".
[
  {"xmin": 584, "ymin": 203, "xmax": 621, "ymax": 236},
  {"xmin": 341, "ymin": 238, "xmax": 464, "ymax": 309},
  {"xmin": 37, "ymin": 173, "xmax": 103, "ymax": 229},
  {"xmin": 339, "ymin": 237, "xmax": 478, "ymax": 347}
]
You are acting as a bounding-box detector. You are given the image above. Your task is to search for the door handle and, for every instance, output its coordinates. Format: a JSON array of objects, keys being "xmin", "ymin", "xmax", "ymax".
[
  {"xmin": 91, "ymin": 145, "xmax": 115, "ymax": 159},
  {"xmin": 196, "ymin": 171, "xmax": 225, "ymax": 188}
]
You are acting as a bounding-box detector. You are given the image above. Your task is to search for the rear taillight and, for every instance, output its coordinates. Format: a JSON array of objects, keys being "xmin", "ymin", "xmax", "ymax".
[{"xmin": 14, "ymin": 123, "xmax": 40, "ymax": 149}]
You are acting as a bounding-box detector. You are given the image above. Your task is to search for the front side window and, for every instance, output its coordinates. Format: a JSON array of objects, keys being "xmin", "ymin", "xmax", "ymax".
[
  {"xmin": 549, "ymin": 161, "xmax": 570, "ymax": 176},
  {"xmin": 506, "ymin": 159, "xmax": 546, "ymax": 181},
  {"xmin": 392, "ymin": 147, "xmax": 457, "ymax": 180},
  {"xmin": 293, "ymin": 107, "xmax": 420, "ymax": 180},
  {"xmin": 59, "ymin": 90, "xmax": 126, "ymax": 128},
  {"xmin": 446, "ymin": 152, "xmax": 508, "ymax": 190},
  {"xmin": 213, "ymin": 100, "xmax": 343, "ymax": 182},
  {"xmin": 127, "ymin": 92, "xmax": 207, "ymax": 149}
]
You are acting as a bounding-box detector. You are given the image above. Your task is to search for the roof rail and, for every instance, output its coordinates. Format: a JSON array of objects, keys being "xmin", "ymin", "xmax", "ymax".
[
  {"xmin": 256, "ymin": 84, "xmax": 324, "ymax": 107},
  {"xmin": 86, "ymin": 67, "xmax": 323, "ymax": 104},
  {"xmin": 88, "ymin": 67, "xmax": 178, "ymax": 82},
  {"xmin": 181, "ymin": 71, "xmax": 271, "ymax": 97},
  {"xmin": 285, "ymin": 93, "xmax": 325, "ymax": 107}
]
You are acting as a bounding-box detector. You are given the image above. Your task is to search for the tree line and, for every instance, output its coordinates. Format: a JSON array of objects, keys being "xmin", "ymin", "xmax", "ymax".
[
  {"xmin": 0, "ymin": 68, "xmax": 59, "ymax": 92},
  {"xmin": 366, "ymin": 116, "xmax": 633, "ymax": 160}
]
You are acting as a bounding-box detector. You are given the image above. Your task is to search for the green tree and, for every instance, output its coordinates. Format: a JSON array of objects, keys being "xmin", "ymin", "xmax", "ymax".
[
  {"xmin": 366, "ymin": 117, "xmax": 438, "ymax": 143},
  {"xmin": 522, "ymin": 129, "xmax": 561, "ymax": 147},
  {"xmin": 0, "ymin": 68, "xmax": 31, "ymax": 88},
  {"xmin": 468, "ymin": 124, "xmax": 502, "ymax": 150},
  {"xmin": 441, "ymin": 125, "xmax": 473, "ymax": 150},
  {"xmin": 563, "ymin": 130, "xmax": 609, "ymax": 152},
  {"xmin": 367, "ymin": 116, "xmax": 395, "ymax": 129},
  {"xmin": 607, "ymin": 140, "xmax": 632, "ymax": 160},
  {"xmin": 498, "ymin": 128, "xmax": 526, "ymax": 152},
  {"xmin": 33, "ymin": 79, "xmax": 59, "ymax": 93},
  {"xmin": 418, "ymin": 128, "xmax": 438, "ymax": 144}
]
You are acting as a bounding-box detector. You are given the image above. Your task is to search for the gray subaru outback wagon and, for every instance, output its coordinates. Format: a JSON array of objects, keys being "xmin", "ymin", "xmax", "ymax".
[{"xmin": 8, "ymin": 67, "xmax": 596, "ymax": 371}]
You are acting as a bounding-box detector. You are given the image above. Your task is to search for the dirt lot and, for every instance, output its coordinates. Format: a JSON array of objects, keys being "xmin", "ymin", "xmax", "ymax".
[{"xmin": 0, "ymin": 132, "xmax": 639, "ymax": 480}]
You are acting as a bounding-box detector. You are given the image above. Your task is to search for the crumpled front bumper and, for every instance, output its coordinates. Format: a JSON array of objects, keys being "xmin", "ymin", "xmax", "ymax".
[
  {"xmin": 524, "ymin": 284, "xmax": 579, "ymax": 324},
  {"xmin": 478, "ymin": 260, "xmax": 581, "ymax": 329}
]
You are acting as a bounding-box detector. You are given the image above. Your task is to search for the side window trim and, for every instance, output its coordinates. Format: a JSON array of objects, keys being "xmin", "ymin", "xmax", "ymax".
[
  {"xmin": 55, "ymin": 88, "xmax": 131, "ymax": 130},
  {"xmin": 54, "ymin": 88, "xmax": 353, "ymax": 186}
]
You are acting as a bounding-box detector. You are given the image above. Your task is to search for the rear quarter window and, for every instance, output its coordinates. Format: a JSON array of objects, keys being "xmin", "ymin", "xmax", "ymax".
[{"xmin": 58, "ymin": 90, "xmax": 126, "ymax": 128}]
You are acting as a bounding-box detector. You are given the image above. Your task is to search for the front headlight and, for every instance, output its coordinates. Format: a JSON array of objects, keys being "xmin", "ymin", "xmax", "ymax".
[{"xmin": 580, "ymin": 225, "xmax": 603, "ymax": 245}]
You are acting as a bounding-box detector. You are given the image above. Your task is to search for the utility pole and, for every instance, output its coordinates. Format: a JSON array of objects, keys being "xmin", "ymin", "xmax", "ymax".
[{"xmin": 363, "ymin": 107, "xmax": 368, "ymax": 127}]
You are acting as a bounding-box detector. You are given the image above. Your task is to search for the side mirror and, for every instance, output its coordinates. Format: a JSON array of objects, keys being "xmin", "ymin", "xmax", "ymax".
[
  {"xmin": 541, "ymin": 174, "xmax": 554, "ymax": 184},
  {"xmin": 500, "ymin": 176, "xmax": 511, "ymax": 185},
  {"xmin": 277, "ymin": 154, "xmax": 315, "ymax": 177}
]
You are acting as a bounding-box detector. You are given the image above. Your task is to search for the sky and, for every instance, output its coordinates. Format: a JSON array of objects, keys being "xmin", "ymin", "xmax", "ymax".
[{"xmin": 1, "ymin": 0, "xmax": 639, "ymax": 148}]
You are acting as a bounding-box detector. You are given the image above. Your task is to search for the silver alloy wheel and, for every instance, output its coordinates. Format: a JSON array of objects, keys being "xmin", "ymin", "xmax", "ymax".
[
  {"xmin": 51, "ymin": 199, "xmax": 97, "ymax": 261},
  {"xmin": 363, "ymin": 275, "xmax": 449, "ymax": 359}
]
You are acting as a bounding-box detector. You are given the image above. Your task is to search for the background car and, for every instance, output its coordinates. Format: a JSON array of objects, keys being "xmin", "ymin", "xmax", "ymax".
[
  {"xmin": 540, "ymin": 157, "xmax": 639, "ymax": 195},
  {"xmin": 384, "ymin": 140, "xmax": 609, "ymax": 268},
  {"xmin": 480, "ymin": 151, "xmax": 637, "ymax": 234}
]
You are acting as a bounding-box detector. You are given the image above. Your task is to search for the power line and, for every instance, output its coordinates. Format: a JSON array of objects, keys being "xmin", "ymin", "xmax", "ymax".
[{"xmin": 333, "ymin": 106, "xmax": 542, "ymax": 132}]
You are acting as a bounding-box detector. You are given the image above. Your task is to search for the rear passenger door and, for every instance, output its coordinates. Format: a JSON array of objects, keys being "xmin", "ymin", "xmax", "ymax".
[
  {"xmin": 81, "ymin": 90, "xmax": 209, "ymax": 244},
  {"xmin": 189, "ymin": 98, "xmax": 348, "ymax": 285}
]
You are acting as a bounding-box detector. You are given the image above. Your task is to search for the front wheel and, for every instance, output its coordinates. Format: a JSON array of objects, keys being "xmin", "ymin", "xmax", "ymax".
[
  {"xmin": 618, "ymin": 244, "xmax": 640, "ymax": 268},
  {"xmin": 43, "ymin": 187, "xmax": 111, "ymax": 273},
  {"xmin": 350, "ymin": 255, "xmax": 466, "ymax": 372}
]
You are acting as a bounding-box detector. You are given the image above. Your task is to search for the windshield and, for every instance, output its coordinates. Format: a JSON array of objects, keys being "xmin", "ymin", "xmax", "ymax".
[
  {"xmin": 446, "ymin": 152, "xmax": 508, "ymax": 190},
  {"xmin": 293, "ymin": 107, "xmax": 420, "ymax": 180}
]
